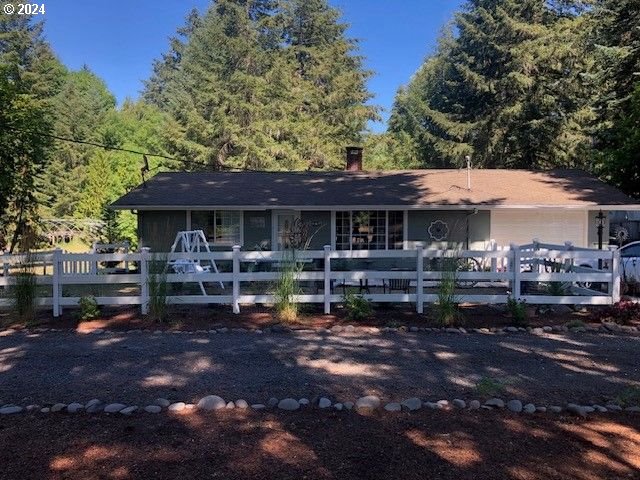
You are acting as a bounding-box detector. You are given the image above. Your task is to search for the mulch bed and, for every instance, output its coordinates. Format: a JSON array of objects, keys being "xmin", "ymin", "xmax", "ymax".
[
  {"xmin": 0, "ymin": 410, "xmax": 638, "ymax": 480},
  {"xmin": 1, "ymin": 303, "xmax": 621, "ymax": 333}
]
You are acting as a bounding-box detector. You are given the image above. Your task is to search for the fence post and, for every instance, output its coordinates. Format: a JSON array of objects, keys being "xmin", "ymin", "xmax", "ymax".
[
  {"xmin": 2, "ymin": 252, "xmax": 9, "ymax": 277},
  {"xmin": 416, "ymin": 243, "xmax": 424, "ymax": 314},
  {"xmin": 324, "ymin": 245, "xmax": 331, "ymax": 314},
  {"xmin": 232, "ymin": 245, "xmax": 240, "ymax": 314},
  {"xmin": 511, "ymin": 243, "xmax": 521, "ymax": 299},
  {"xmin": 52, "ymin": 248, "xmax": 62, "ymax": 317},
  {"xmin": 611, "ymin": 248, "xmax": 621, "ymax": 304},
  {"xmin": 140, "ymin": 247, "xmax": 150, "ymax": 315},
  {"xmin": 490, "ymin": 239, "xmax": 497, "ymax": 274}
]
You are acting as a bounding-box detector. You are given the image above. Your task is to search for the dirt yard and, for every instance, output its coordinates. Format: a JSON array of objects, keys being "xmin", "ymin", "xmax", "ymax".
[{"xmin": 0, "ymin": 411, "xmax": 638, "ymax": 480}]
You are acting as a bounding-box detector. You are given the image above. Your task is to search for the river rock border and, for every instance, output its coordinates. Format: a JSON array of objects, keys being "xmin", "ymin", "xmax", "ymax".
[
  {"xmin": 1, "ymin": 395, "xmax": 639, "ymax": 418},
  {"xmin": 0, "ymin": 320, "xmax": 638, "ymax": 338}
]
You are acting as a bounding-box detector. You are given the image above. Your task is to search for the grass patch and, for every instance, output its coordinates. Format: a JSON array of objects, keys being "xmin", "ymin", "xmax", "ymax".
[
  {"xmin": 10, "ymin": 253, "xmax": 38, "ymax": 325},
  {"xmin": 435, "ymin": 256, "xmax": 463, "ymax": 326},
  {"xmin": 275, "ymin": 249, "xmax": 303, "ymax": 323},
  {"xmin": 566, "ymin": 319, "xmax": 586, "ymax": 329},
  {"xmin": 475, "ymin": 376, "xmax": 507, "ymax": 397},
  {"xmin": 615, "ymin": 386, "xmax": 640, "ymax": 407},
  {"xmin": 148, "ymin": 255, "xmax": 169, "ymax": 323}
]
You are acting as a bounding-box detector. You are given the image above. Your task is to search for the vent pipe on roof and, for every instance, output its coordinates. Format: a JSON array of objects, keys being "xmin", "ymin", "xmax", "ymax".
[
  {"xmin": 346, "ymin": 146, "xmax": 363, "ymax": 171},
  {"xmin": 465, "ymin": 155, "xmax": 472, "ymax": 190}
]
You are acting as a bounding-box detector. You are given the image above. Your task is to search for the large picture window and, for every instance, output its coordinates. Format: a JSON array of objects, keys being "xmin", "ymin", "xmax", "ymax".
[
  {"xmin": 191, "ymin": 211, "xmax": 241, "ymax": 245},
  {"xmin": 335, "ymin": 211, "xmax": 404, "ymax": 250}
]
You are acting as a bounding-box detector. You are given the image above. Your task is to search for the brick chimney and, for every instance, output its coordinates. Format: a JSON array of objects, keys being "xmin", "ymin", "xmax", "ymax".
[{"xmin": 345, "ymin": 146, "xmax": 363, "ymax": 171}]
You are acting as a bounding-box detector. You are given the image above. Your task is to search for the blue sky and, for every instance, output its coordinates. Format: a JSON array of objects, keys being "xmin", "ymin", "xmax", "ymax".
[{"xmin": 42, "ymin": 0, "xmax": 464, "ymax": 132}]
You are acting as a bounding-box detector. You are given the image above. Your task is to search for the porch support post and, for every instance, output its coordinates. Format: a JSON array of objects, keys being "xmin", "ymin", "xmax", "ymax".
[
  {"xmin": 611, "ymin": 248, "xmax": 621, "ymax": 304},
  {"xmin": 324, "ymin": 245, "xmax": 331, "ymax": 314},
  {"xmin": 511, "ymin": 243, "xmax": 521, "ymax": 299},
  {"xmin": 416, "ymin": 243, "xmax": 424, "ymax": 314},
  {"xmin": 232, "ymin": 245, "xmax": 240, "ymax": 314},
  {"xmin": 140, "ymin": 247, "xmax": 150, "ymax": 315},
  {"xmin": 52, "ymin": 248, "xmax": 62, "ymax": 317}
]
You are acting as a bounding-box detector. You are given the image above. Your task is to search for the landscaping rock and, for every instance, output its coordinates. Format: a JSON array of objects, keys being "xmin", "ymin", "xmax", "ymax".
[
  {"xmin": 523, "ymin": 403, "xmax": 536, "ymax": 414},
  {"xmin": 531, "ymin": 328, "xmax": 544, "ymax": 335},
  {"xmin": 542, "ymin": 326, "xmax": 553, "ymax": 332},
  {"xmin": 550, "ymin": 406, "xmax": 563, "ymax": 413},
  {"xmin": 66, "ymin": 402, "xmax": 84, "ymax": 413},
  {"xmin": 344, "ymin": 401, "xmax": 354, "ymax": 411},
  {"xmin": 251, "ymin": 404, "xmax": 266, "ymax": 410},
  {"xmin": 436, "ymin": 400, "xmax": 449, "ymax": 409},
  {"xmin": 168, "ymin": 402, "xmax": 186, "ymax": 412},
  {"xmin": 144, "ymin": 405, "xmax": 161, "ymax": 414},
  {"xmin": 593, "ymin": 405, "xmax": 608, "ymax": 413},
  {"xmin": 506, "ymin": 326, "xmax": 518, "ymax": 333},
  {"xmin": 453, "ymin": 399, "xmax": 466, "ymax": 409},
  {"xmin": 401, "ymin": 398, "xmax": 422, "ymax": 411},
  {"xmin": 236, "ymin": 399, "xmax": 249, "ymax": 409},
  {"xmin": 409, "ymin": 327, "xmax": 419, "ymax": 333},
  {"xmin": 424, "ymin": 402, "xmax": 439, "ymax": 410},
  {"xmin": 104, "ymin": 403, "xmax": 127, "ymax": 413},
  {"xmin": 345, "ymin": 325, "xmax": 355, "ymax": 333},
  {"xmin": 484, "ymin": 398, "xmax": 505, "ymax": 409},
  {"xmin": 85, "ymin": 399, "xmax": 101, "ymax": 409},
  {"xmin": 356, "ymin": 395, "xmax": 381, "ymax": 410},
  {"xmin": 507, "ymin": 400, "xmax": 523, "ymax": 413},
  {"xmin": 51, "ymin": 403, "xmax": 67, "ymax": 412},
  {"xmin": 267, "ymin": 397, "xmax": 279, "ymax": 408},
  {"xmin": 299, "ymin": 398, "xmax": 310, "ymax": 406},
  {"xmin": 0, "ymin": 406, "xmax": 22, "ymax": 415},
  {"xmin": 384, "ymin": 402, "xmax": 402, "ymax": 412},
  {"xmin": 86, "ymin": 403, "xmax": 104, "ymax": 414},
  {"xmin": 605, "ymin": 404, "xmax": 622, "ymax": 412},
  {"xmin": 120, "ymin": 406, "xmax": 138, "ymax": 415},
  {"xmin": 278, "ymin": 398, "xmax": 300, "ymax": 411},
  {"xmin": 197, "ymin": 395, "xmax": 226, "ymax": 411},
  {"xmin": 226, "ymin": 402, "xmax": 235, "ymax": 409},
  {"xmin": 469, "ymin": 400, "xmax": 481, "ymax": 410},
  {"xmin": 625, "ymin": 406, "xmax": 640, "ymax": 413},
  {"xmin": 318, "ymin": 397, "xmax": 332, "ymax": 409},
  {"xmin": 40, "ymin": 408, "xmax": 50, "ymax": 413},
  {"xmin": 334, "ymin": 403, "xmax": 343, "ymax": 411},
  {"xmin": 567, "ymin": 404, "xmax": 589, "ymax": 417},
  {"xmin": 154, "ymin": 398, "xmax": 171, "ymax": 408},
  {"xmin": 25, "ymin": 405, "xmax": 39, "ymax": 412}
]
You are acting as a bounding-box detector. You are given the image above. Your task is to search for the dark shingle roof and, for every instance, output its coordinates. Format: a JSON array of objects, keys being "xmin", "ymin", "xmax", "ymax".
[{"xmin": 110, "ymin": 169, "xmax": 640, "ymax": 209}]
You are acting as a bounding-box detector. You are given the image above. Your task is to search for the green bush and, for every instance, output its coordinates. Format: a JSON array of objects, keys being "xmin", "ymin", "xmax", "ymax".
[
  {"xmin": 77, "ymin": 295, "xmax": 100, "ymax": 321},
  {"xmin": 507, "ymin": 296, "xmax": 527, "ymax": 325},
  {"xmin": 343, "ymin": 292, "xmax": 372, "ymax": 321}
]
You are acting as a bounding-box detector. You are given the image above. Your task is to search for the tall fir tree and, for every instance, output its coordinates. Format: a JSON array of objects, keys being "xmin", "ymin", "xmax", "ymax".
[
  {"xmin": 144, "ymin": 0, "xmax": 376, "ymax": 171},
  {"xmin": 0, "ymin": 2, "xmax": 65, "ymax": 250},
  {"xmin": 389, "ymin": 0, "xmax": 595, "ymax": 169}
]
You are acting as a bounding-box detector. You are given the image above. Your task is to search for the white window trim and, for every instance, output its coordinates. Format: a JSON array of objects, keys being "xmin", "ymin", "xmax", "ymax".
[{"xmin": 271, "ymin": 210, "xmax": 301, "ymax": 251}]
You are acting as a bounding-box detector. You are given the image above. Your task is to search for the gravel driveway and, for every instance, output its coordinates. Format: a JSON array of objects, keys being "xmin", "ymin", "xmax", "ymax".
[{"xmin": 1, "ymin": 330, "xmax": 638, "ymax": 406}]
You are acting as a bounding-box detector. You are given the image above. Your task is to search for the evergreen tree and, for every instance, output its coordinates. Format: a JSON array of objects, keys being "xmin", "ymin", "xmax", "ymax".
[
  {"xmin": 0, "ymin": 3, "xmax": 64, "ymax": 250},
  {"xmin": 389, "ymin": 0, "xmax": 595, "ymax": 169},
  {"xmin": 144, "ymin": 0, "xmax": 376, "ymax": 170}
]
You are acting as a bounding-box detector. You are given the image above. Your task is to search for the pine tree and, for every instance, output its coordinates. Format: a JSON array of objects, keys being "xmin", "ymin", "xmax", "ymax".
[{"xmin": 0, "ymin": 3, "xmax": 64, "ymax": 250}]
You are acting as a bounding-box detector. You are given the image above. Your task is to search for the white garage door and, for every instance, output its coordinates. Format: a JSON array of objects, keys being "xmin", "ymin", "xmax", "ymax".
[{"xmin": 491, "ymin": 210, "xmax": 587, "ymax": 247}]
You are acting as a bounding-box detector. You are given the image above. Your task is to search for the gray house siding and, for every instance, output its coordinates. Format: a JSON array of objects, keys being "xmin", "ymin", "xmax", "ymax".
[
  {"xmin": 138, "ymin": 210, "xmax": 186, "ymax": 252},
  {"xmin": 407, "ymin": 210, "xmax": 491, "ymax": 250}
]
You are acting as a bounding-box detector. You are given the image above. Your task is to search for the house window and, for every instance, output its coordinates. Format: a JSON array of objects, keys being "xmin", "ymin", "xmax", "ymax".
[
  {"xmin": 191, "ymin": 211, "xmax": 241, "ymax": 245},
  {"xmin": 335, "ymin": 211, "xmax": 404, "ymax": 250}
]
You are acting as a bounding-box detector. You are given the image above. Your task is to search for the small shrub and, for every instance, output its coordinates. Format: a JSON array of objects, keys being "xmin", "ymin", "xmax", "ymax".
[
  {"xmin": 506, "ymin": 296, "xmax": 527, "ymax": 325},
  {"xmin": 343, "ymin": 292, "xmax": 372, "ymax": 321},
  {"xmin": 11, "ymin": 255, "xmax": 37, "ymax": 324},
  {"xmin": 546, "ymin": 281, "xmax": 568, "ymax": 296},
  {"xmin": 275, "ymin": 250, "xmax": 302, "ymax": 323},
  {"xmin": 615, "ymin": 386, "xmax": 640, "ymax": 407},
  {"xmin": 475, "ymin": 377, "xmax": 506, "ymax": 397},
  {"xmin": 148, "ymin": 256, "xmax": 168, "ymax": 322},
  {"xmin": 435, "ymin": 257, "xmax": 462, "ymax": 326},
  {"xmin": 600, "ymin": 300, "xmax": 640, "ymax": 325},
  {"xmin": 77, "ymin": 295, "xmax": 100, "ymax": 321},
  {"xmin": 566, "ymin": 319, "xmax": 586, "ymax": 329}
]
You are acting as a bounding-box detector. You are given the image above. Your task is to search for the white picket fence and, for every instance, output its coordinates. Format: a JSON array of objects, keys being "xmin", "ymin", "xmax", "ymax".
[{"xmin": 0, "ymin": 243, "xmax": 622, "ymax": 317}]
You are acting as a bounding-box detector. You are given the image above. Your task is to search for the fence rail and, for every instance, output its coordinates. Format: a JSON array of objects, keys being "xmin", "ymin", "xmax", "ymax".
[{"xmin": 0, "ymin": 242, "xmax": 622, "ymax": 316}]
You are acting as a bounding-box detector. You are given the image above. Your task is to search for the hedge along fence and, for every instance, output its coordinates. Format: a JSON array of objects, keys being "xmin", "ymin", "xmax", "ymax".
[{"xmin": 0, "ymin": 243, "xmax": 622, "ymax": 317}]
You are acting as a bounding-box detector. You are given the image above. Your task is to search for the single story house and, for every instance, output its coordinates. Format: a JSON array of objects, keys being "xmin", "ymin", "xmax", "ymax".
[{"xmin": 111, "ymin": 159, "xmax": 640, "ymax": 254}]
